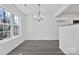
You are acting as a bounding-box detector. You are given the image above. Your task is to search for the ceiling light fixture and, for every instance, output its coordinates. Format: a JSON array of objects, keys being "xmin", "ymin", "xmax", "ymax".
[{"xmin": 34, "ymin": 4, "xmax": 45, "ymax": 22}]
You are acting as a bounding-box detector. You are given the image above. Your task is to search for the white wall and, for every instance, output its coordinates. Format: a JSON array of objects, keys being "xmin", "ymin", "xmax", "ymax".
[
  {"xmin": 59, "ymin": 24, "xmax": 79, "ymax": 55},
  {"xmin": 25, "ymin": 15, "xmax": 59, "ymax": 40},
  {"xmin": 0, "ymin": 5, "xmax": 26, "ymax": 55},
  {"xmin": 0, "ymin": 4, "xmax": 59, "ymax": 54}
]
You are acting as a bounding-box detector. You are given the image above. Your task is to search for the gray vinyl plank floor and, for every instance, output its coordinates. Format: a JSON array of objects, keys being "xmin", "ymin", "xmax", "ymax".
[{"xmin": 8, "ymin": 40, "xmax": 65, "ymax": 55}]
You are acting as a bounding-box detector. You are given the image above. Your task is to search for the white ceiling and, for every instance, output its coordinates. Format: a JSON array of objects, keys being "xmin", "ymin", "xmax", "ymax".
[
  {"xmin": 14, "ymin": 4, "xmax": 66, "ymax": 16},
  {"xmin": 63, "ymin": 4, "xmax": 79, "ymax": 14},
  {"xmin": 58, "ymin": 4, "xmax": 79, "ymax": 17}
]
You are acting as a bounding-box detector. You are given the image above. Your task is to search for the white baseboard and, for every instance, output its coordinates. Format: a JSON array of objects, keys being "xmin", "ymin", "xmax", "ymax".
[{"xmin": 25, "ymin": 37, "xmax": 59, "ymax": 40}]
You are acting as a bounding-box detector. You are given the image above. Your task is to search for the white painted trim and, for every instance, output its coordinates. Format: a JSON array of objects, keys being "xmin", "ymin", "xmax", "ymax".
[
  {"xmin": 59, "ymin": 46, "xmax": 66, "ymax": 55},
  {"xmin": 25, "ymin": 38, "xmax": 58, "ymax": 40},
  {"xmin": 0, "ymin": 35, "xmax": 20, "ymax": 45}
]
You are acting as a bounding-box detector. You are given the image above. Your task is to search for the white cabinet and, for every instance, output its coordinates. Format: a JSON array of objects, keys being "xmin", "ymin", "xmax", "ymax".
[{"xmin": 59, "ymin": 24, "xmax": 79, "ymax": 55}]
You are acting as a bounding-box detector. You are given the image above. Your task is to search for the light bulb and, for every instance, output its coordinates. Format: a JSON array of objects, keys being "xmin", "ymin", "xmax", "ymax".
[{"xmin": 34, "ymin": 15, "xmax": 37, "ymax": 18}]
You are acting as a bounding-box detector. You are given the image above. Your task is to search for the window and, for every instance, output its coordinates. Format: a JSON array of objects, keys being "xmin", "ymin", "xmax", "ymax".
[
  {"xmin": 4, "ymin": 10, "xmax": 11, "ymax": 23},
  {"xmin": 0, "ymin": 7, "xmax": 21, "ymax": 40},
  {"xmin": 13, "ymin": 15, "xmax": 20, "ymax": 35},
  {"xmin": 0, "ymin": 7, "xmax": 5, "ymax": 23}
]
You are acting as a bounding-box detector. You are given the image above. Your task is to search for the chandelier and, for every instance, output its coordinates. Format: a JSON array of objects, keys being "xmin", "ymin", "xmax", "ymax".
[{"xmin": 34, "ymin": 4, "xmax": 45, "ymax": 22}]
